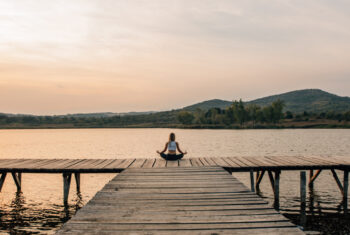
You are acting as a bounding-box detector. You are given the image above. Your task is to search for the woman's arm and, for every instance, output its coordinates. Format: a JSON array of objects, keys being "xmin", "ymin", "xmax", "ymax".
[
  {"xmin": 157, "ymin": 142, "xmax": 168, "ymax": 154},
  {"xmin": 176, "ymin": 142, "xmax": 187, "ymax": 154}
]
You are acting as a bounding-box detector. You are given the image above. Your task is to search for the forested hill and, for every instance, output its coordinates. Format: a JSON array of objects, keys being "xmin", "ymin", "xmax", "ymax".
[
  {"xmin": 183, "ymin": 99, "xmax": 232, "ymax": 111},
  {"xmin": 183, "ymin": 89, "xmax": 350, "ymax": 113},
  {"xmin": 248, "ymin": 89, "xmax": 350, "ymax": 113}
]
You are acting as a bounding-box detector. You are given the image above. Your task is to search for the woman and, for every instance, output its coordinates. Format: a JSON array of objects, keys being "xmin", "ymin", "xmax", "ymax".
[{"xmin": 157, "ymin": 133, "xmax": 187, "ymax": 160}]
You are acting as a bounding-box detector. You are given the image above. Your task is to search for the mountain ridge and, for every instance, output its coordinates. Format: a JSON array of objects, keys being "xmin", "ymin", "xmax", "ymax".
[
  {"xmin": 183, "ymin": 89, "xmax": 350, "ymax": 113},
  {"xmin": 1, "ymin": 89, "xmax": 349, "ymax": 117}
]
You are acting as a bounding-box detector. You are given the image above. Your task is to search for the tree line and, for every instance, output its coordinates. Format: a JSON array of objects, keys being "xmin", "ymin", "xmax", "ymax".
[
  {"xmin": 0, "ymin": 99, "xmax": 349, "ymax": 128},
  {"xmin": 177, "ymin": 99, "xmax": 350, "ymax": 127}
]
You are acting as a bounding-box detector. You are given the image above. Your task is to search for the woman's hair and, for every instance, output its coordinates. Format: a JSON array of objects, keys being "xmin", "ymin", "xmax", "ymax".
[{"xmin": 169, "ymin": 133, "xmax": 175, "ymax": 141}]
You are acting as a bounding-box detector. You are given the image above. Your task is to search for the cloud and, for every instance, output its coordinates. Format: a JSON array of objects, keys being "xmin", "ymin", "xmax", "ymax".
[{"xmin": 0, "ymin": 0, "xmax": 349, "ymax": 114}]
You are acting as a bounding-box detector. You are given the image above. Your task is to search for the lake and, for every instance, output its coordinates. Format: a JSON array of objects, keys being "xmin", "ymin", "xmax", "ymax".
[{"xmin": 0, "ymin": 128, "xmax": 350, "ymax": 234}]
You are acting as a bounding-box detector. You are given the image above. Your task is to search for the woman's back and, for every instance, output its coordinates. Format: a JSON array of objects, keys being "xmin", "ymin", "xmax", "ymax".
[{"xmin": 168, "ymin": 141, "xmax": 177, "ymax": 151}]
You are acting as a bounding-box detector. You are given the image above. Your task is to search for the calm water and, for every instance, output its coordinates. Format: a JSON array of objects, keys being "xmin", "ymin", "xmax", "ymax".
[{"xmin": 0, "ymin": 128, "xmax": 350, "ymax": 234}]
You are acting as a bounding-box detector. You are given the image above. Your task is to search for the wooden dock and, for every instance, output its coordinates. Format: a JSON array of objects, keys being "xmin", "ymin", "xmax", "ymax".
[
  {"xmin": 56, "ymin": 167, "xmax": 304, "ymax": 234},
  {"xmin": 0, "ymin": 156, "xmax": 349, "ymax": 209},
  {"xmin": 1, "ymin": 156, "xmax": 350, "ymax": 173},
  {"xmin": 1, "ymin": 156, "xmax": 349, "ymax": 233}
]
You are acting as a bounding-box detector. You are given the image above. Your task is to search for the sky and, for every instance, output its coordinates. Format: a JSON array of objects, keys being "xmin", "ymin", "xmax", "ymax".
[{"xmin": 0, "ymin": 0, "xmax": 350, "ymax": 115}]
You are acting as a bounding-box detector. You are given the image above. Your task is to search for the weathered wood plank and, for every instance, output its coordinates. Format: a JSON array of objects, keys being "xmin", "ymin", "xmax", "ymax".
[
  {"xmin": 178, "ymin": 159, "xmax": 192, "ymax": 167},
  {"xmin": 57, "ymin": 167, "xmax": 304, "ymax": 235},
  {"xmin": 141, "ymin": 159, "xmax": 156, "ymax": 168},
  {"xmin": 0, "ymin": 156, "xmax": 349, "ymax": 173},
  {"xmin": 128, "ymin": 159, "xmax": 146, "ymax": 168}
]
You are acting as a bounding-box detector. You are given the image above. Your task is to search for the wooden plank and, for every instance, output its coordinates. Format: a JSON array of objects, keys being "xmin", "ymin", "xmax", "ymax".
[
  {"xmin": 3, "ymin": 159, "xmax": 41, "ymax": 169},
  {"xmin": 153, "ymin": 159, "xmax": 167, "ymax": 168},
  {"xmin": 0, "ymin": 159, "xmax": 30, "ymax": 168},
  {"xmin": 141, "ymin": 159, "xmax": 156, "ymax": 168},
  {"xmin": 128, "ymin": 159, "xmax": 146, "ymax": 168},
  {"xmin": 204, "ymin": 157, "xmax": 218, "ymax": 166},
  {"xmin": 57, "ymin": 167, "xmax": 304, "ymax": 235},
  {"xmin": 234, "ymin": 157, "xmax": 257, "ymax": 167},
  {"xmin": 178, "ymin": 159, "xmax": 192, "ymax": 167},
  {"xmin": 293, "ymin": 156, "xmax": 331, "ymax": 166},
  {"xmin": 93, "ymin": 159, "xmax": 117, "ymax": 169},
  {"xmin": 190, "ymin": 158, "xmax": 204, "ymax": 167},
  {"xmin": 211, "ymin": 157, "xmax": 230, "ymax": 168},
  {"xmin": 223, "ymin": 157, "xmax": 243, "ymax": 167},
  {"xmin": 69, "ymin": 159, "xmax": 103, "ymax": 169},
  {"xmin": 57, "ymin": 228, "xmax": 303, "ymax": 235},
  {"xmin": 119, "ymin": 158, "xmax": 136, "ymax": 169},
  {"xmin": 166, "ymin": 160, "xmax": 179, "ymax": 168},
  {"xmin": 102, "ymin": 159, "xmax": 127, "ymax": 169},
  {"xmin": 199, "ymin": 158, "xmax": 211, "ymax": 166},
  {"xmin": 40, "ymin": 159, "xmax": 80, "ymax": 169}
]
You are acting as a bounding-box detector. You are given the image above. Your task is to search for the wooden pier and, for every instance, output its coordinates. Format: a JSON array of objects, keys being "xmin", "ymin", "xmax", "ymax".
[
  {"xmin": 56, "ymin": 167, "xmax": 304, "ymax": 234},
  {"xmin": 1, "ymin": 156, "xmax": 350, "ymax": 234}
]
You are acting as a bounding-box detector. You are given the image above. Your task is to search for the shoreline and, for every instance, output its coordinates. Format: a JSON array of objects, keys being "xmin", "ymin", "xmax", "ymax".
[{"xmin": 0, "ymin": 123, "xmax": 349, "ymax": 130}]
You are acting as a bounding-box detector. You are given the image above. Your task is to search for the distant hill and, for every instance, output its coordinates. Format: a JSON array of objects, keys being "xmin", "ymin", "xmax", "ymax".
[
  {"xmin": 248, "ymin": 89, "xmax": 350, "ymax": 113},
  {"xmin": 2, "ymin": 89, "xmax": 349, "ymax": 117},
  {"xmin": 183, "ymin": 89, "xmax": 350, "ymax": 113},
  {"xmin": 183, "ymin": 99, "xmax": 232, "ymax": 111}
]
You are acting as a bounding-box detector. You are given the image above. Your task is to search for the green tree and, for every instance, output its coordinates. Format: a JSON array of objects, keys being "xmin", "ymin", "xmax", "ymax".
[
  {"xmin": 262, "ymin": 106, "xmax": 274, "ymax": 123},
  {"xmin": 193, "ymin": 108, "xmax": 206, "ymax": 124},
  {"xmin": 246, "ymin": 104, "xmax": 260, "ymax": 127},
  {"xmin": 271, "ymin": 99, "xmax": 285, "ymax": 123},
  {"xmin": 285, "ymin": 111, "xmax": 293, "ymax": 119},
  {"xmin": 177, "ymin": 111, "xmax": 195, "ymax": 125},
  {"xmin": 345, "ymin": 111, "xmax": 350, "ymax": 121}
]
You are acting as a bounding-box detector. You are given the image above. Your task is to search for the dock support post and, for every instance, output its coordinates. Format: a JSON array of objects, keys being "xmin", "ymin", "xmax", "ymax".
[
  {"xmin": 74, "ymin": 173, "xmax": 81, "ymax": 193},
  {"xmin": 0, "ymin": 173, "xmax": 7, "ymax": 192},
  {"xmin": 11, "ymin": 172, "xmax": 22, "ymax": 192},
  {"xmin": 309, "ymin": 170, "xmax": 314, "ymax": 189},
  {"xmin": 300, "ymin": 171, "xmax": 307, "ymax": 228},
  {"xmin": 331, "ymin": 169, "xmax": 345, "ymax": 196},
  {"xmin": 344, "ymin": 170, "xmax": 348, "ymax": 214},
  {"xmin": 273, "ymin": 170, "xmax": 280, "ymax": 210},
  {"xmin": 268, "ymin": 171, "xmax": 275, "ymax": 193},
  {"xmin": 308, "ymin": 169, "xmax": 322, "ymax": 186},
  {"xmin": 63, "ymin": 173, "xmax": 72, "ymax": 204},
  {"xmin": 250, "ymin": 170, "xmax": 255, "ymax": 192},
  {"xmin": 255, "ymin": 170, "xmax": 265, "ymax": 191}
]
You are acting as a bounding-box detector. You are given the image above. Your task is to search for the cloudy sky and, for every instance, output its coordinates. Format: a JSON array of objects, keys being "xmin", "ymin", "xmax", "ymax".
[{"xmin": 0, "ymin": 0, "xmax": 349, "ymax": 115}]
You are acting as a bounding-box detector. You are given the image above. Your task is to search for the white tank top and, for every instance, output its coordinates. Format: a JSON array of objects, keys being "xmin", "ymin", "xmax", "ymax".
[{"xmin": 168, "ymin": 141, "xmax": 176, "ymax": 151}]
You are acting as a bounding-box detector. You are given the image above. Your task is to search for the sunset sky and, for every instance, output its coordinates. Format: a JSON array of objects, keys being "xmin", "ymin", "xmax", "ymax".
[{"xmin": 1, "ymin": 0, "xmax": 349, "ymax": 115}]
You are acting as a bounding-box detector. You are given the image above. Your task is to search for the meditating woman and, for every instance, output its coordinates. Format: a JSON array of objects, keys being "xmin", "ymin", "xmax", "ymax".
[{"xmin": 157, "ymin": 133, "xmax": 187, "ymax": 160}]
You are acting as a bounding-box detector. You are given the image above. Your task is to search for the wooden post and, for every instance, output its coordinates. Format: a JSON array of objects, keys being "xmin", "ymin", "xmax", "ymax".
[
  {"xmin": 248, "ymin": 170, "xmax": 254, "ymax": 192},
  {"xmin": 11, "ymin": 172, "xmax": 22, "ymax": 192},
  {"xmin": 268, "ymin": 171, "xmax": 275, "ymax": 193},
  {"xmin": 273, "ymin": 170, "xmax": 280, "ymax": 210},
  {"xmin": 309, "ymin": 170, "xmax": 314, "ymax": 189},
  {"xmin": 300, "ymin": 171, "xmax": 307, "ymax": 228},
  {"xmin": 63, "ymin": 173, "xmax": 72, "ymax": 204},
  {"xmin": 0, "ymin": 173, "xmax": 7, "ymax": 192},
  {"xmin": 344, "ymin": 170, "xmax": 349, "ymax": 214},
  {"xmin": 331, "ymin": 169, "xmax": 344, "ymax": 196},
  {"xmin": 308, "ymin": 169, "xmax": 322, "ymax": 186},
  {"xmin": 74, "ymin": 173, "xmax": 81, "ymax": 193},
  {"xmin": 255, "ymin": 170, "xmax": 265, "ymax": 191}
]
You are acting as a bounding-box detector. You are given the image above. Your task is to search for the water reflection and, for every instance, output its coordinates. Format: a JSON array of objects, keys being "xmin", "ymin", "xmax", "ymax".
[{"xmin": 0, "ymin": 191, "xmax": 84, "ymax": 234}]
